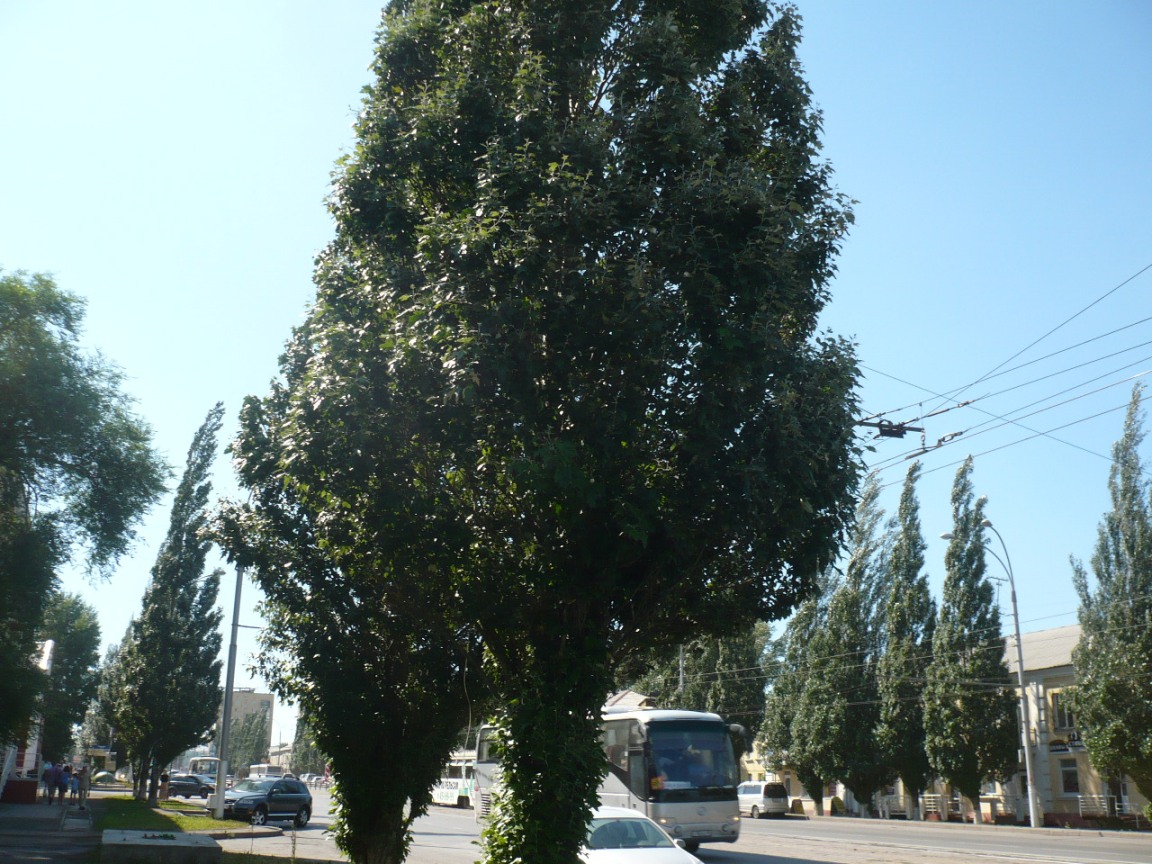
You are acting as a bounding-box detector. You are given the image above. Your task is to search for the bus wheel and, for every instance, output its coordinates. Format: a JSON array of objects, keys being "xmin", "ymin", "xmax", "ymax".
[
  {"xmin": 457, "ymin": 797, "xmax": 470, "ymax": 808},
  {"xmin": 684, "ymin": 840, "xmax": 700, "ymax": 854}
]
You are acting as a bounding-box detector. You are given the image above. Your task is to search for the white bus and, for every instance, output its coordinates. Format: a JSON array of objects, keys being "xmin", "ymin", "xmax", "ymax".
[
  {"xmin": 248, "ymin": 763, "xmax": 284, "ymax": 779},
  {"xmin": 187, "ymin": 756, "xmax": 220, "ymax": 780},
  {"xmin": 431, "ymin": 749, "xmax": 475, "ymax": 808},
  {"xmin": 475, "ymin": 708, "xmax": 741, "ymax": 852}
]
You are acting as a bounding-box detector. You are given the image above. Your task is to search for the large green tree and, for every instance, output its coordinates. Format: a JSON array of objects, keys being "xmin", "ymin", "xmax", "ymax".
[
  {"xmin": 227, "ymin": 1, "xmax": 859, "ymax": 861},
  {"xmin": 1069, "ymin": 385, "xmax": 1152, "ymax": 800},
  {"xmin": 115, "ymin": 405, "xmax": 224, "ymax": 804},
  {"xmin": 0, "ymin": 269, "xmax": 166, "ymax": 744},
  {"xmin": 804, "ymin": 474, "xmax": 891, "ymax": 814},
  {"xmin": 216, "ymin": 369, "xmax": 486, "ymax": 864},
  {"xmin": 875, "ymin": 462, "xmax": 936, "ymax": 819},
  {"xmin": 775, "ymin": 476, "xmax": 888, "ymax": 815},
  {"xmin": 758, "ymin": 585, "xmax": 829, "ymax": 815},
  {"xmin": 923, "ymin": 457, "xmax": 1017, "ymax": 816},
  {"xmin": 35, "ymin": 592, "xmax": 102, "ymax": 761}
]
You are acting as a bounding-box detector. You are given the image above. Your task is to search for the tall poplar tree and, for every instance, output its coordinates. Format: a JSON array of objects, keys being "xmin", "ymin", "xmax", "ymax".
[
  {"xmin": 116, "ymin": 405, "xmax": 224, "ymax": 804},
  {"xmin": 790, "ymin": 475, "xmax": 890, "ymax": 814},
  {"xmin": 876, "ymin": 462, "xmax": 936, "ymax": 819},
  {"xmin": 923, "ymin": 457, "xmax": 1016, "ymax": 817},
  {"xmin": 758, "ymin": 585, "xmax": 830, "ymax": 815},
  {"xmin": 1069, "ymin": 385, "xmax": 1152, "ymax": 801}
]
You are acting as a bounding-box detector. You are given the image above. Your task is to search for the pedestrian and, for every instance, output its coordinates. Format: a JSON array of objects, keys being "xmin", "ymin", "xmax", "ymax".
[
  {"xmin": 77, "ymin": 765, "xmax": 91, "ymax": 811},
  {"xmin": 41, "ymin": 762, "xmax": 54, "ymax": 803},
  {"xmin": 57, "ymin": 764, "xmax": 71, "ymax": 806},
  {"xmin": 70, "ymin": 766, "xmax": 80, "ymax": 802}
]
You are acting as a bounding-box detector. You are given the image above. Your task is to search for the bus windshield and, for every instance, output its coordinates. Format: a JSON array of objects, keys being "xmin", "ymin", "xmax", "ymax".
[{"xmin": 648, "ymin": 721, "xmax": 738, "ymax": 801}]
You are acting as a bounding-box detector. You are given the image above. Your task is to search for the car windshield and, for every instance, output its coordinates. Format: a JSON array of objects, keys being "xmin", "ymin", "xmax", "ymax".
[
  {"xmin": 586, "ymin": 817, "xmax": 674, "ymax": 850},
  {"xmin": 232, "ymin": 779, "xmax": 275, "ymax": 793}
]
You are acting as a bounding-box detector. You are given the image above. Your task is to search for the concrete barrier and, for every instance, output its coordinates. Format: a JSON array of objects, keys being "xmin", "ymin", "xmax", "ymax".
[{"xmin": 101, "ymin": 830, "xmax": 221, "ymax": 864}]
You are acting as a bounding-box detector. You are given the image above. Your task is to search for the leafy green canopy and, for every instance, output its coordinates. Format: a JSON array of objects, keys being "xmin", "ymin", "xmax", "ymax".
[
  {"xmin": 627, "ymin": 622, "xmax": 771, "ymax": 734},
  {"xmin": 1070, "ymin": 384, "xmax": 1152, "ymax": 800},
  {"xmin": 35, "ymin": 593, "xmax": 102, "ymax": 761},
  {"xmin": 226, "ymin": 1, "xmax": 860, "ymax": 861},
  {"xmin": 0, "ymin": 269, "xmax": 165, "ymax": 745}
]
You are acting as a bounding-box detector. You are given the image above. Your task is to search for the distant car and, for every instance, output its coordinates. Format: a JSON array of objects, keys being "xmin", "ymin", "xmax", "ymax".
[
  {"xmin": 223, "ymin": 777, "xmax": 312, "ymax": 827},
  {"xmin": 167, "ymin": 773, "xmax": 214, "ymax": 799},
  {"xmin": 737, "ymin": 781, "xmax": 789, "ymax": 819},
  {"xmin": 581, "ymin": 806, "xmax": 702, "ymax": 863}
]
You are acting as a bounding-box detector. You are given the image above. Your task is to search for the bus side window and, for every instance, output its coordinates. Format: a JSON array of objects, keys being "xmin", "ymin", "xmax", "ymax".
[
  {"xmin": 628, "ymin": 751, "xmax": 649, "ymax": 799},
  {"xmin": 477, "ymin": 727, "xmax": 500, "ymax": 763}
]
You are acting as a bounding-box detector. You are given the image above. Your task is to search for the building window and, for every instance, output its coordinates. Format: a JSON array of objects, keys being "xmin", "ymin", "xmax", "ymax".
[
  {"xmin": 1051, "ymin": 692, "xmax": 1076, "ymax": 731},
  {"xmin": 1060, "ymin": 759, "xmax": 1080, "ymax": 795}
]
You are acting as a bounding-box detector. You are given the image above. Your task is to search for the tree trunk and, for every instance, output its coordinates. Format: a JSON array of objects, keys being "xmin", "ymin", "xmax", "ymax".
[{"xmin": 481, "ymin": 648, "xmax": 611, "ymax": 864}]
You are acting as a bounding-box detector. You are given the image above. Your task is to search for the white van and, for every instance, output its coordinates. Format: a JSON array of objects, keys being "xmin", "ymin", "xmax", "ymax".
[{"xmin": 737, "ymin": 781, "xmax": 789, "ymax": 818}]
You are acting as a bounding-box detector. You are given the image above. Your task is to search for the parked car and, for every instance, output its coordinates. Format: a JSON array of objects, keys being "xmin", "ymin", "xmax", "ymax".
[
  {"xmin": 581, "ymin": 806, "xmax": 702, "ymax": 863},
  {"xmin": 223, "ymin": 777, "xmax": 312, "ymax": 827},
  {"xmin": 737, "ymin": 781, "xmax": 789, "ymax": 818},
  {"xmin": 190, "ymin": 773, "xmax": 218, "ymax": 792},
  {"xmin": 167, "ymin": 773, "xmax": 214, "ymax": 799}
]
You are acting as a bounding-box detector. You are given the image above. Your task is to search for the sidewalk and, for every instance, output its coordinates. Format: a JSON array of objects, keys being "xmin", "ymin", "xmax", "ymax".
[{"xmin": 0, "ymin": 795, "xmax": 100, "ymax": 853}]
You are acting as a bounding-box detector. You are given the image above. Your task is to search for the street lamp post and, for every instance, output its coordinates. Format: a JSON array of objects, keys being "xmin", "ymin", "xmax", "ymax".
[
  {"xmin": 941, "ymin": 520, "xmax": 1042, "ymax": 828},
  {"xmin": 212, "ymin": 565, "xmax": 244, "ymax": 820}
]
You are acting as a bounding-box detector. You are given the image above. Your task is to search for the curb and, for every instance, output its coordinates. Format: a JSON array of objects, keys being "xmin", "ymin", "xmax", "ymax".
[{"xmin": 189, "ymin": 826, "xmax": 284, "ymax": 840}]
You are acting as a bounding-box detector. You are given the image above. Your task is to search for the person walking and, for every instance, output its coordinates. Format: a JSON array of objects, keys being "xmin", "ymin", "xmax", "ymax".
[
  {"xmin": 57, "ymin": 764, "xmax": 71, "ymax": 806},
  {"xmin": 77, "ymin": 765, "xmax": 91, "ymax": 811},
  {"xmin": 41, "ymin": 762, "xmax": 54, "ymax": 803},
  {"xmin": 70, "ymin": 766, "xmax": 80, "ymax": 802}
]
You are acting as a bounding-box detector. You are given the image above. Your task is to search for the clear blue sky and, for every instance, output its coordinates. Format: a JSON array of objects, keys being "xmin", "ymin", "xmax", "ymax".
[{"xmin": 3, "ymin": 1, "xmax": 1150, "ymax": 748}]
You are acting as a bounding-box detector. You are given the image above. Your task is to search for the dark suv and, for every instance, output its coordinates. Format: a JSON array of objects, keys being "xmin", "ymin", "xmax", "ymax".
[{"xmin": 223, "ymin": 777, "xmax": 312, "ymax": 827}]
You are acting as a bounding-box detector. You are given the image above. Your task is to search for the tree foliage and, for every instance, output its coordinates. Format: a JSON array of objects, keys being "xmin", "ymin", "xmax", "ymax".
[
  {"xmin": 215, "ymin": 369, "xmax": 485, "ymax": 864},
  {"xmin": 808, "ymin": 474, "xmax": 891, "ymax": 811},
  {"xmin": 224, "ymin": 1, "xmax": 859, "ymax": 860},
  {"xmin": 875, "ymin": 462, "xmax": 935, "ymax": 816},
  {"xmin": 923, "ymin": 457, "xmax": 1017, "ymax": 809},
  {"xmin": 757, "ymin": 585, "xmax": 828, "ymax": 815},
  {"xmin": 290, "ymin": 713, "xmax": 330, "ymax": 778},
  {"xmin": 35, "ymin": 592, "xmax": 102, "ymax": 761},
  {"xmin": 627, "ymin": 622, "xmax": 771, "ymax": 734},
  {"xmin": 1070, "ymin": 384, "xmax": 1152, "ymax": 799},
  {"xmin": 764, "ymin": 476, "xmax": 889, "ymax": 815},
  {"xmin": 230, "ymin": 709, "xmax": 271, "ymax": 774},
  {"xmin": 0, "ymin": 269, "xmax": 165, "ymax": 744},
  {"xmin": 114, "ymin": 405, "xmax": 225, "ymax": 803}
]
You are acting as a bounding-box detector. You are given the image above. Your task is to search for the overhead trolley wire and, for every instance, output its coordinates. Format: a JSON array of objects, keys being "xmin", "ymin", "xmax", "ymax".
[{"xmin": 918, "ymin": 261, "xmax": 1152, "ymax": 418}]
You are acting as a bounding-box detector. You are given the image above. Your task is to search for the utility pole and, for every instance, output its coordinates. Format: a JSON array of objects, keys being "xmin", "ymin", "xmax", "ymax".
[{"xmin": 212, "ymin": 565, "xmax": 244, "ymax": 820}]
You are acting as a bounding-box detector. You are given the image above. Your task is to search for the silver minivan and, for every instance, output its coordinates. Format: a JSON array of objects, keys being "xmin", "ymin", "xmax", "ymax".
[{"xmin": 737, "ymin": 781, "xmax": 789, "ymax": 818}]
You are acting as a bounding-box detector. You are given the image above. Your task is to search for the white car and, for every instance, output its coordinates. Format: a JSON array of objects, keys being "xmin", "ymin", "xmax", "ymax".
[
  {"xmin": 581, "ymin": 806, "xmax": 703, "ymax": 863},
  {"xmin": 737, "ymin": 780, "xmax": 790, "ymax": 818}
]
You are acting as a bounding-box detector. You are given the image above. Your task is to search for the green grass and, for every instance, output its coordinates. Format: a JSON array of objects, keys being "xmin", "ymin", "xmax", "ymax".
[
  {"xmin": 91, "ymin": 798, "xmax": 342, "ymax": 863},
  {"xmin": 95, "ymin": 795, "xmax": 250, "ymax": 833}
]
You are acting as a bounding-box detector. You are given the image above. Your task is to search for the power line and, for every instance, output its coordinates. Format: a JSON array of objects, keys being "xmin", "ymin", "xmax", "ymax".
[{"xmin": 918, "ymin": 261, "xmax": 1152, "ymax": 418}]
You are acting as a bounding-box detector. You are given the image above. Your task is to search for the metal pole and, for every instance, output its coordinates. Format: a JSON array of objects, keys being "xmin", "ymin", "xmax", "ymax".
[
  {"xmin": 983, "ymin": 520, "xmax": 1042, "ymax": 829},
  {"xmin": 213, "ymin": 565, "xmax": 244, "ymax": 820}
]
